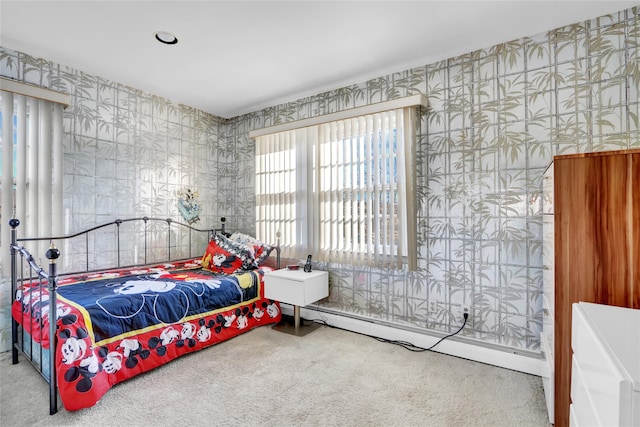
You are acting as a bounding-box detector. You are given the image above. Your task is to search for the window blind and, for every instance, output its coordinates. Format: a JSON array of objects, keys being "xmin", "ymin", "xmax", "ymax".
[
  {"xmin": 255, "ymin": 99, "xmax": 421, "ymax": 271},
  {"xmin": 0, "ymin": 84, "xmax": 67, "ymax": 275}
]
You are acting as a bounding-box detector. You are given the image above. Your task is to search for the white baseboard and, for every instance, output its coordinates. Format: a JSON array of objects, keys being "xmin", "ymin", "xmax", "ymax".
[{"xmin": 279, "ymin": 304, "xmax": 542, "ymax": 377}]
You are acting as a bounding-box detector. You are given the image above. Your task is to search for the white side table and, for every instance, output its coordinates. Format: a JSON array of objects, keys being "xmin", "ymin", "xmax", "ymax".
[{"xmin": 264, "ymin": 269, "xmax": 328, "ymax": 336}]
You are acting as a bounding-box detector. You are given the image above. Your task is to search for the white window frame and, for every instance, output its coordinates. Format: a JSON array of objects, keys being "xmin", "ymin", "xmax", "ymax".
[{"xmin": 251, "ymin": 95, "xmax": 425, "ymax": 270}]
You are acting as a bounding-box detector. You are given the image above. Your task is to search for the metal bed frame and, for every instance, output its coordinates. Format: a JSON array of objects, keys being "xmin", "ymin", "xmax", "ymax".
[{"xmin": 9, "ymin": 216, "xmax": 279, "ymax": 415}]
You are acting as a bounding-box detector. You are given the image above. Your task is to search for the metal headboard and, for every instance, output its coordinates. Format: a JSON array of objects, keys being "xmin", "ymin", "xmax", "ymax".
[{"xmin": 13, "ymin": 216, "xmax": 216, "ymax": 277}]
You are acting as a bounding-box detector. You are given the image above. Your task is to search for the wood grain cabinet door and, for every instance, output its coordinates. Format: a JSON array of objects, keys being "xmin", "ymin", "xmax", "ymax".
[
  {"xmin": 553, "ymin": 149, "xmax": 640, "ymax": 427},
  {"xmin": 555, "ymin": 152, "xmax": 632, "ymax": 308},
  {"xmin": 633, "ymin": 153, "xmax": 640, "ymax": 309}
]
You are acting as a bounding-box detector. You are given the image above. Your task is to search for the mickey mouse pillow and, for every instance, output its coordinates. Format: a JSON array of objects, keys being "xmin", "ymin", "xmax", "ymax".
[
  {"xmin": 228, "ymin": 232, "xmax": 274, "ymax": 266},
  {"xmin": 201, "ymin": 232, "xmax": 254, "ymax": 274}
]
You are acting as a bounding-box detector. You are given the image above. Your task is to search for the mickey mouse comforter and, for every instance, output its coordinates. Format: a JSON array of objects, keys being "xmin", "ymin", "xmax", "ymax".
[{"xmin": 11, "ymin": 259, "xmax": 281, "ymax": 411}]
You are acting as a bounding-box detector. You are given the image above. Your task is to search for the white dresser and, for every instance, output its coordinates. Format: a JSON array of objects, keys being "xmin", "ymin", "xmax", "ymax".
[
  {"xmin": 541, "ymin": 163, "xmax": 555, "ymax": 423},
  {"xmin": 570, "ymin": 302, "xmax": 640, "ymax": 427}
]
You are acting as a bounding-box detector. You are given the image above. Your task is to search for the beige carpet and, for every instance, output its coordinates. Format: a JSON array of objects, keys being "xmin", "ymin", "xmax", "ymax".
[{"xmin": 0, "ymin": 324, "xmax": 550, "ymax": 426}]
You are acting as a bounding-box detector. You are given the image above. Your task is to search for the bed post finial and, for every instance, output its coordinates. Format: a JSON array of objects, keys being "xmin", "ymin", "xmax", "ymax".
[
  {"xmin": 9, "ymin": 218, "xmax": 20, "ymax": 252},
  {"xmin": 46, "ymin": 243, "xmax": 60, "ymax": 263},
  {"xmin": 220, "ymin": 217, "xmax": 226, "ymax": 235}
]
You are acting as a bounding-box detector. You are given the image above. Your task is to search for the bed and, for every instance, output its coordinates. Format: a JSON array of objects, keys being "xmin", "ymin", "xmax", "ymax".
[{"xmin": 9, "ymin": 216, "xmax": 282, "ymax": 414}]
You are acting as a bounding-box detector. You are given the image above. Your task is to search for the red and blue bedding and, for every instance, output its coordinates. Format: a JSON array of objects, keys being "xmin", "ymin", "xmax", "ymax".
[{"xmin": 12, "ymin": 259, "xmax": 281, "ymax": 411}]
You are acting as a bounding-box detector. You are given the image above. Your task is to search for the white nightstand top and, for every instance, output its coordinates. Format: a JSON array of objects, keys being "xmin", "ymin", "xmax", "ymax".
[{"xmin": 266, "ymin": 268, "xmax": 328, "ymax": 282}]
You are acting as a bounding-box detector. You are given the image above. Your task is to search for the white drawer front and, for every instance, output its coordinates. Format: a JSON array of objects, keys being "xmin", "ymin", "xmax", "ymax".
[
  {"xmin": 569, "ymin": 403, "xmax": 580, "ymax": 427},
  {"xmin": 542, "ymin": 165, "xmax": 554, "ymax": 214},
  {"xmin": 571, "ymin": 357, "xmax": 600, "ymax": 425},
  {"xmin": 264, "ymin": 277, "xmax": 306, "ymax": 306},
  {"xmin": 540, "ymin": 332, "xmax": 554, "ymax": 423},
  {"xmin": 542, "ymin": 294, "xmax": 554, "ymax": 348},
  {"xmin": 633, "ymin": 390, "xmax": 640, "ymax": 426},
  {"xmin": 540, "ymin": 332, "xmax": 554, "ymax": 373},
  {"xmin": 542, "ymin": 266, "xmax": 554, "ymax": 306},
  {"xmin": 572, "ymin": 306, "xmax": 632, "ymax": 426}
]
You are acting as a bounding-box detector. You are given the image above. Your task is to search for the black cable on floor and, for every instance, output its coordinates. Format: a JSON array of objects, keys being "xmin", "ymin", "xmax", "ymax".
[{"xmin": 312, "ymin": 311, "xmax": 468, "ymax": 353}]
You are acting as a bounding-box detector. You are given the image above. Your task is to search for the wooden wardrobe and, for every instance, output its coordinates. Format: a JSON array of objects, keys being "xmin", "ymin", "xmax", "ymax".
[{"xmin": 547, "ymin": 148, "xmax": 640, "ymax": 426}]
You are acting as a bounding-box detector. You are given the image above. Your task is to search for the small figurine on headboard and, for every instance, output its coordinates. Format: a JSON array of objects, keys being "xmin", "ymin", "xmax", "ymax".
[{"xmin": 176, "ymin": 188, "xmax": 201, "ymax": 224}]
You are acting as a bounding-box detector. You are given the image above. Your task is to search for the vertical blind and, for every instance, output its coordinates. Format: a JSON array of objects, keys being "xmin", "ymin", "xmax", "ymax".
[
  {"xmin": 255, "ymin": 104, "xmax": 418, "ymax": 270},
  {"xmin": 0, "ymin": 83, "xmax": 67, "ymax": 275}
]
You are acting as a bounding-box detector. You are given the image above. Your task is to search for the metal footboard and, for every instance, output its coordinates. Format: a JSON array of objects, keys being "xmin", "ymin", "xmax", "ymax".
[
  {"xmin": 10, "ymin": 218, "xmax": 60, "ymax": 414},
  {"xmin": 9, "ymin": 217, "xmax": 216, "ymax": 415}
]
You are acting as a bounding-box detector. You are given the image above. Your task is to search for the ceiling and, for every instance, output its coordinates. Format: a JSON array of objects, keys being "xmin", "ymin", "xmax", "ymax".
[{"xmin": 1, "ymin": 1, "xmax": 638, "ymax": 118}]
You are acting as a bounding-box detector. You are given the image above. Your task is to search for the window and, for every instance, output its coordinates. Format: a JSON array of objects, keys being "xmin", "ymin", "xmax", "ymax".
[
  {"xmin": 0, "ymin": 79, "xmax": 69, "ymax": 275},
  {"xmin": 253, "ymin": 96, "xmax": 423, "ymax": 270}
]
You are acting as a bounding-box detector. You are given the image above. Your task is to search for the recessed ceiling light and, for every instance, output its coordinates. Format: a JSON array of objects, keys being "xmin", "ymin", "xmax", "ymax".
[{"xmin": 154, "ymin": 31, "xmax": 178, "ymax": 45}]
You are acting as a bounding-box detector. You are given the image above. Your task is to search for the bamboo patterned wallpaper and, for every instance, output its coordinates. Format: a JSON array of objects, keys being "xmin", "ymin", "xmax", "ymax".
[
  {"xmin": 0, "ymin": 6, "xmax": 638, "ymax": 353},
  {"xmin": 0, "ymin": 49, "xmax": 228, "ymax": 350},
  {"xmin": 232, "ymin": 6, "xmax": 640, "ymax": 351}
]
